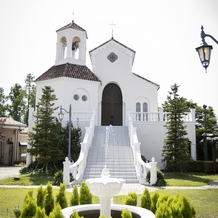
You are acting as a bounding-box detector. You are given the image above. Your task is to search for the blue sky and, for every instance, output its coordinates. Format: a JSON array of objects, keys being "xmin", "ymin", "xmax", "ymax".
[{"xmin": 0, "ymin": 0, "xmax": 218, "ymax": 115}]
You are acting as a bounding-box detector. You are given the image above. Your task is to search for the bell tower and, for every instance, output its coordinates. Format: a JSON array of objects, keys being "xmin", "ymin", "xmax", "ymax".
[{"xmin": 55, "ymin": 20, "xmax": 88, "ymax": 66}]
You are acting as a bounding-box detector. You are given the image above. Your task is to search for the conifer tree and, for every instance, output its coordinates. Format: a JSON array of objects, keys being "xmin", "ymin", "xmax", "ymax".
[
  {"xmin": 162, "ymin": 83, "xmax": 192, "ymax": 172},
  {"xmin": 121, "ymin": 209, "xmax": 132, "ymax": 218},
  {"xmin": 56, "ymin": 183, "xmax": 68, "ymax": 209},
  {"xmin": 70, "ymin": 184, "xmax": 79, "ymax": 206},
  {"xmin": 44, "ymin": 182, "xmax": 55, "ymax": 216},
  {"xmin": 150, "ymin": 191, "xmax": 160, "ymax": 214},
  {"xmin": 70, "ymin": 210, "xmax": 84, "ymax": 218},
  {"xmin": 37, "ymin": 184, "xmax": 46, "ymax": 208},
  {"xmin": 124, "ymin": 192, "xmax": 137, "ymax": 206},
  {"xmin": 27, "ymin": 86, "xmax": 63, "ymax": 171},
  {"xmin": 35, "ymin": 206, "xmax": 48, "ymax": 218},
  {"xmin": 49, "ymin": 204, "xmax": 65, "ymax": 218},
  {"xmin": 80, "ymin": 181, "xmax": 92, "ymax": 205},
  {"xmin": 140, "ymin": 188, "xmax": 151, "ymax": 209},
  {"xmin": 20, "ymin": 190, "xmax": 37, "ymax": 218}
]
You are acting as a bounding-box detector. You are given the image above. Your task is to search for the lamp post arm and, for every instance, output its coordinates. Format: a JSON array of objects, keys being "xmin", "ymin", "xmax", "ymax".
[{"xmin": 201, "ymin": 25, "xmax": 218, "ymax": 45}]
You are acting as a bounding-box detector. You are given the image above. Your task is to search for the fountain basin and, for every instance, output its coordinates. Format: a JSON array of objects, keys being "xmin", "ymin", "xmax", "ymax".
[{"xmin": 61, "ymin": 204, "xmax": 155, "ymax": 218}]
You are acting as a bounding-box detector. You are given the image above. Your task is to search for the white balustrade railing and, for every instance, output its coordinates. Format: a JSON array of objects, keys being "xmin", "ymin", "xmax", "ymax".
[
  {"xmin": 127, "ymin": 112, "xmax": 157, "ymax": 185},
  {"xmin": 63, "ymin": 109, "xmax": 96, "ymax": 185},
  {"xmin": 131, "ymin": 109, "xmax": 195, "ymax": 122}
]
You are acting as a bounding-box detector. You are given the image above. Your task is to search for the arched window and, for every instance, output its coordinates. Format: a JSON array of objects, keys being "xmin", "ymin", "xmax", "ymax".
[
  {"xmin": 136, "ymin": 102, "xmax": 141, "ymax": 121},
  {"xmin": 143, "ymin": 102, "xmax": 148, "ymax": 121}
]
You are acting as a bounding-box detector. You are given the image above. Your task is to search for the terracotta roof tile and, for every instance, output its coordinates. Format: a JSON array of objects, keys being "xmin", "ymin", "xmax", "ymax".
[
  {"xmin": 35, "ymin": 63, "xmax": 101, "ymax": 84},
  {"xmin": 56, "ymin": 20, "xmax": 88, "ymax": 38}
]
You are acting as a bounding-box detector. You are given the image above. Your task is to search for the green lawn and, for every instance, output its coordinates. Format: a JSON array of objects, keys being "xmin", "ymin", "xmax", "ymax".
[{"xmin": 0, "ymin": 172, "xmax": 218, "ymax": 217}]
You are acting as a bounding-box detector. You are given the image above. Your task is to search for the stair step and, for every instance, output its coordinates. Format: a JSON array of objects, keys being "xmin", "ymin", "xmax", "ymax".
[{"xmin": 83, "ymin": 126, "xmax": 139, "ymax": 183}]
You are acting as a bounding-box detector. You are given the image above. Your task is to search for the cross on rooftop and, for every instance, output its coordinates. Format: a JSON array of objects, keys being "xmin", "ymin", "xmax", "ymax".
[{"xmin": 109, "ymin": 21, "xmax": 116, "ymax": 38}]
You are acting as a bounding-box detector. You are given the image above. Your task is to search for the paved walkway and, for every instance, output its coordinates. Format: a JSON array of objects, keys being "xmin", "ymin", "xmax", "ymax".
[{"xmin": 0, "ymin": 166, "xmax": 218, "ymax": 196}]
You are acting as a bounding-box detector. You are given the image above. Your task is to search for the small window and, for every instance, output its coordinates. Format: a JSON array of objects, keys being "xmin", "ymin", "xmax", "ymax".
[
  {"xmin": 74, "ymin": 94, "xmax": 79, "ymax": 101},
  {"xmin": 82, "ymin": 95, "xmax": 87, "ymax": 101}
]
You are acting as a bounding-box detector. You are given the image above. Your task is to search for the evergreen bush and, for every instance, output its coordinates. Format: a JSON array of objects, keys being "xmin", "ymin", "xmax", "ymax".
[
  {"xmin": 44, "ymin": 182, "xmax": 55, "ymax": 216},
  {"xmin": 35, "ymin": 207, "xmax": 48, "ymax": 218},
  {"xmin": 150, "ymin": 191, "xmax": 160, "ymax": 213},
  {"xmin": 146, "ymin": 169, "xmax": 166, "ymax": 186},
  {"xmin": 70, "ymin": 210, "xmax": 84, "ymax": 218},
  {"xmin": 49, "ymin": 204, "xmax": 65, "ymax": 218},
  {"xmin": 56, "ymin": 183, "xmax": 68, "ymax": 209},
  {"xmin": 124, "ymin": 192, "xmax": 137, "ymax": 206},
  {"xmin": 13, "ymin": 206, "xmax": 21, "ymax": 218},
  {"xmin": 80, "ymin": 181, "xmax": 92, "ymax": 205},
  {"xmin": 20, "ymin": 190, "xmax": 37, "ymax": 218},
  {"xmin": 140, "ymin": 188, "xmax": 151, "ymax": 210},
  {"xmin": 53, "ymin": 170, "xmax": 63, "ymax": 186},
  {"xmin": 121, "ymin": 209, "xmax": 132, "ymax": 218},
  {"xmin": 37, "ymin": 184, "xmax": 46, "ymax": 208},
  {"xmin": 70, "ymin": 184, "xmax": 80, "ymax": 206}
]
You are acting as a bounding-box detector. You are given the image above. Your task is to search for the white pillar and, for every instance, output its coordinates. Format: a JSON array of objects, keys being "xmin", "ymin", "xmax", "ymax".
[
  {"xmin": 150, "ymin": 157, "xmax": 157, "ymax": 185},
  {"xmin": 63, "ymin": 157, "xmax": 70, "ymax": 186},
  {"xmin": 99, "ymin": 196, "xmax": 112, "ymax": 218},
  {"xmin": 67, "ymin": 39, "xmax": 72, "ymax": 59}
]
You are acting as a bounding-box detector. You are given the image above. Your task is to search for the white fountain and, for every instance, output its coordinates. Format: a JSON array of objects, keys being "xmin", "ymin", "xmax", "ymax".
[
  {"xmin": 86, "ymin": 167, "xmax": 125, "ymax": 218},
  {"xmin": 61, "ymin": 125, "xmax": 155, "ymax": 218}
]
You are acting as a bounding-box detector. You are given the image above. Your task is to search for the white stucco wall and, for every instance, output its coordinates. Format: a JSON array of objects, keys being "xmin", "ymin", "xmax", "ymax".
[
  {"xmin": 90, "ymin": 39, "xmax": 159, "ymax": 126},
  {"xmin": 135, "ymin": 121, "xmax": 196, "ymax": 170}
]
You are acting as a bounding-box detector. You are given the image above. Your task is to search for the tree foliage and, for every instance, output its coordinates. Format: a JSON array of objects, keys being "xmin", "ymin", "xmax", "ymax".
[
  {"xmin": 27, "ymin": 86, "xmax": 63, "ymax": 171},
  {"xmin": 44, "ymin": 182, "xmax": 55, "ymax": 216},
  {"xmin": 162, "ymin": 83, "xmax": 192, "ymax": 172},
  {"xmin": 124, "ymin": 192, "xmax": 137, "ymax": 206},
  {"xmin": 140, "ymin": 188, "xmax": 151, "ymax": 209},
  {"xmin": 56, "ymin": 183, "xmax": 68, "ymax": 209},
  {"xmin": 0, "ymin": 87, "xmax": 7, "ymax": 116},
  {"xmin": 80, "ymin": 181, "xmax": 92, "ymax": 205},
  {"xmin": 121, "ymin": 209, "xmax": 132, "ymax": 218},
  {"xmin": 24, "ymin": 73, "xmax": 36, "ymax": 125},
  {"xmin": 70, "ymin": 184, "xmax": 79, "ymax": 206},
  {"xmin": 7, "ymin": 83, "xmax": 26, "ymax": 122}
]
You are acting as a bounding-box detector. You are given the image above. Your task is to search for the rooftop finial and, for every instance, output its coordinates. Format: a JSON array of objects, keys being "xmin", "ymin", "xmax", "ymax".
[
  {"xmin": 109, "ymin": 21, "xmax": 116, "ymax": 38},
  {"xmin": 72, "ymin": 10, "xmax": 74, "ymax": 23}
]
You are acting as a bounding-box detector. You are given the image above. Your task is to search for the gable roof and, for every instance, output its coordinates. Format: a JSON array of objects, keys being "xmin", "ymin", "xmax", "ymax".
[
  {"xmin": 56, "ymin": 20, "xmax": 88, "ymax": 38},
  {"xmin": 89, "ymin": 37, "xmax": 136, "ymax": 64},
  {"xmin": 35, "ymin": 63, "xmax": 101, "ymax": 84},
  {"xmin": 0, "ymin": 117, "xmax": 27, "ymax": 128},
  {"xmin": 90, "ymin": 37, "xmax": 135, "ymax": 54},
  {"xmin": 133, "ymin": 73, "xmax": 160, "ymax": 90}
]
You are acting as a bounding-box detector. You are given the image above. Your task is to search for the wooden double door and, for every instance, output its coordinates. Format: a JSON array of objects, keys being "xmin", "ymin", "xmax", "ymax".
[{"xmin": 101, "ymin": 83, "xmax": 122, "ymax": 126}]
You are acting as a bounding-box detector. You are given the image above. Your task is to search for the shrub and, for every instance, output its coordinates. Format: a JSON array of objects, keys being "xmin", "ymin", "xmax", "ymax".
[
  {"xmin": 146, "ymin": 169, "xmax": 166, "ymax": 186},
  {"xmin": 124, "ymin": 192, "xmax": 137, "ymax": 206},
  {"xmin": 70, "ymin": 210, "xmax": 84, "ymax": 218},
  {"xmin": 140, "ymin": 188, "xmax": 151, "ymax": 209},
  {"xmin": 44, "ymin": 182, "xmax": 55, "ymax": 216},
  {"xmin": 37, "ymin": 184, "xmax": 46, "ymax": 208},
  {"xmin": 70, "ymin": 185, "xmax": 80, "ymax": 206},
  {"xmin": 155, "ymin": 193, "xmax": 196, "ymax": 218},
  {"xmin": 121, "ymin": 209, "xmax": 132, "ymax": 218},
  {"xmin": 53, "ymin": 170, "xmax": 63, "ymax": 186},
  {"xmin": 49, "ymin": 204, "xmax": 65, "ymax": 218},
  {"xmin": 56, "ymin": 183, "xmax": 68, "ymax": 209},
  {"xmin": 35, "ymin": 206, "xmax": 48, "ymax": 218},
  {"xmin": 80, "ymin": 181, "xmax": 92, "ymax": 205},
  {"xmin": 150, "ymin": 191, "xmax": 160, "ymax": 213},
  {"xmin": 20, "ymin": 190, "xmax": 37, "ymax": 218},
  {"xmin": 13, "ymin": 206, "xmax": 21, "ymax": 218}
]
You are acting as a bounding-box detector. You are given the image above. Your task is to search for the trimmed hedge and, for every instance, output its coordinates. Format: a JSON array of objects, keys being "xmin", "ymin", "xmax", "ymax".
[{"xmin": 166, "ymin": 160, "xmax": 218, "ymax": 173}]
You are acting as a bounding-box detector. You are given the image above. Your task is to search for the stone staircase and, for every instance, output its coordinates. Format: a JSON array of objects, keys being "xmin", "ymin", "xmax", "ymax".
[{"xmin": 83, "ymin": 126, "xmax": 139, "ymax": 183}]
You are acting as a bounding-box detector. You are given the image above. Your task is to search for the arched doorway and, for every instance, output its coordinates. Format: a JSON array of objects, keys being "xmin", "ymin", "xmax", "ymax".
[{"xmin": 101, "ymin": 83, "xmax": 122, "ymax": 126}]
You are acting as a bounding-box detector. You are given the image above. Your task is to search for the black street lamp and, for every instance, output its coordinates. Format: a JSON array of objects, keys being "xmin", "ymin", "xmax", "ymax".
[
  {"xmin": 58, "ymin": 104, "xmax": 72, "ymax": 161},
  {"xmin": 196, "ymin": 25, "xmax": 218, "ymax": 72}
]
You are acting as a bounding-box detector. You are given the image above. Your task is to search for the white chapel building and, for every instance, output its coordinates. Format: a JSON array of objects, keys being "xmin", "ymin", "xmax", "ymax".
[{"xmin": 28, "ymin": 20, "xmax": 196, "ymax": 174}]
